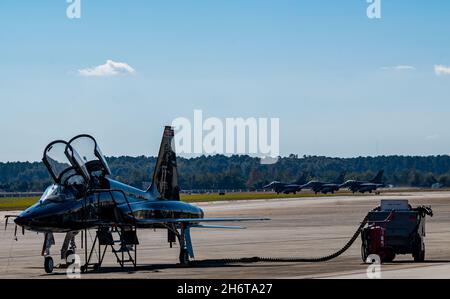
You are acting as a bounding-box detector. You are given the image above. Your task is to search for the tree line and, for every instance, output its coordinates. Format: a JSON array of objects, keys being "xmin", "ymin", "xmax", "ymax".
[{"xmin": 1, "ymin": 155, "xmax": 450, "ymax": 192}]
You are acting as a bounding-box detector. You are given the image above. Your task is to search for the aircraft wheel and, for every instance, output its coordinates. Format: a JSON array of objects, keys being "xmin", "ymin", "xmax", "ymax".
[
  {"xmin": 44, "ymin": 256, "xmax": 54, "ymax": 274},
  {"xmin": 179, "ymin": 248, "xmax": 189, "ymax": 264}
]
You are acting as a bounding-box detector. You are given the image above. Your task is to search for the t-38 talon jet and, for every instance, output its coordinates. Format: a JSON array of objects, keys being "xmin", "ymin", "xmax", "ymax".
[
  {"xmin": 339, "ymin": 170, "xmax": 385, "ymax": 194},
  {"xmin": 11, "ymin": 126, "xmax": 268, "ymax": 273}
]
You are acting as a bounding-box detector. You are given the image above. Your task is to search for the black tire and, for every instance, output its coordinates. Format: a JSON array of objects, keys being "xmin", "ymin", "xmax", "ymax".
[
  {"xmin": 413, "ymin": 243, "xmax": 425, "ymax": 262},
  {"xmin": 179, "ymin": 248, "xmax": 189, "ymax": 264},
  {"xmin": 44, "ymin": 256, "xmax": 54, "ymax": 274},
  {"xmin": 383, "ymin": 248, "xmax": 396, "ymax": 263},
  {"xmin": 65, "ymin": 249, "xmax": 75, "ymax": 265},
  {"xmin": 361, "ymin": 243, "xmax": 368, "ymax": 263}
]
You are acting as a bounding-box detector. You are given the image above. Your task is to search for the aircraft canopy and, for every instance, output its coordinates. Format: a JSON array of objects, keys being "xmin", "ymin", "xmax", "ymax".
[{"xmin": 42, "ymin": 135, "xmax": 111, "ymax": 184}]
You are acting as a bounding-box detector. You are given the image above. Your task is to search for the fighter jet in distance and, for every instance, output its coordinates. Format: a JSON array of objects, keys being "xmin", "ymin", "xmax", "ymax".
[
  {"xmin": 301, "ymin": 172, "xmax": 346, "ymax": 194},
  {"xmin": 9, "ymin": 126, "xmax": 268, "ymax": 274},
  {"xmin": 339, "ymin": 170, "xmax": 385, "ymax": 194},
  {"xmin": 263, "ymin": 172, "xmax": 310, "ymax": 194},
  {"xmin": 263, "ymin": 181, "xmax": 303, "ymax": 194}
]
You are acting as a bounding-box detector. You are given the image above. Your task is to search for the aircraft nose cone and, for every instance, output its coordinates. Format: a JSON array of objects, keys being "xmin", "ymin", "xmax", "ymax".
[
  {"xmin": 14, "ymin": 213, "xmax": 31, "ymax": 227},
  {"xmin": 14, "ymin": 215, "xmax": 26, "ymax": 226}
]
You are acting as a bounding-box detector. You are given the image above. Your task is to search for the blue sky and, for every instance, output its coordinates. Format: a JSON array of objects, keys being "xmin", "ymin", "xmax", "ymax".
[{"xmin": 1, "ymin": 1, "xmax": 450, "ymax": 161}]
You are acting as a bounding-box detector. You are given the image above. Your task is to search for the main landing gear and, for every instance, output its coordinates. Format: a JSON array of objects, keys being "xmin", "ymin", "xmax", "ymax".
[{"xmin": 175, "ymin": 224, "xmax": 194, "ymax": 265}]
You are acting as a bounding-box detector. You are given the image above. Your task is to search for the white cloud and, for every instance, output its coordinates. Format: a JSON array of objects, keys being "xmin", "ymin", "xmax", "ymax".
[
  {"xmin": 381, "ymin": 65, "xmax": 415, "ymax": 71},
  {"xmin": 434, "ymin": 65, "xmax": 450, "ymax": 75},
  {"xmin": 78, "ymin": 60, "xmax": 136, "ymax": 77}
]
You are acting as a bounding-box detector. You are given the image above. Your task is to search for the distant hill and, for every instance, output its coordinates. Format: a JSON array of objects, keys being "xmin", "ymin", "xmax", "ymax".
[{"xmin": 1, "ymin": 155, "xmax": 450, "ymax": 192}]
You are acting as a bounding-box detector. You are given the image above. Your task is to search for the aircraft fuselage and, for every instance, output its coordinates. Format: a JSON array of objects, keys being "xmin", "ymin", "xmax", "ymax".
[{"xmin": 15, "ymin": 178, "xmax": 204, "ymax": 233}]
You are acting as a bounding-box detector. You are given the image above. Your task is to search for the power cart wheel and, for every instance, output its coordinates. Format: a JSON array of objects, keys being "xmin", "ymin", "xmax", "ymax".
[
  {"xmin": 383, "ymin": 248, "xmax": 396, "ymax": 263},
  {"xmin": 413, "ymin": 243, "xmax": 425, "ymax": 262},
  {"xmin": 44, "ymin": 256, "xmax": 54, "ymax": 274},
  {"xmin": 361, "ymin": 243, "xmax": 368, "ymax": 263}
]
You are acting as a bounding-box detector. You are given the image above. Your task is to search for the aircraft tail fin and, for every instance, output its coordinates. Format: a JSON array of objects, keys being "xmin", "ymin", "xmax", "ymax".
[
  {"xmin": 334, "ymin": 171, "xmax": 346, "ymax": 184},
  {"xmin": 295, "ymin": 171, "xmax": 310, "ymax": 185},
  {"xmin": 147, "ymin": 126, "xmax": 180, "ymax": 200},
  {"xmin": 371, "ymin": 170, "xmax": 384, "ymax": 184}
]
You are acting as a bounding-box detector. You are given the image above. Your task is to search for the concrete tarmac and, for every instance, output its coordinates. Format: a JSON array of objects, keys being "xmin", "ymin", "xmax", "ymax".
[{"xmin": 1, "ymin": 191, "xmax": 450, "ymax": 279}]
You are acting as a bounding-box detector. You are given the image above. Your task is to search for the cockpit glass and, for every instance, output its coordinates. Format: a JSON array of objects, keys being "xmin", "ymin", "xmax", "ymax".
[
  {"xmin": 68, "ymin": 135, "xmax": 111, "ymax": 176},
  {"xmin": 69, "ymin": 136, "xmax": 97, "ymax": 165},
  {"xmin": 39, "ymin": 184, "xmax": 60, "ymax": 203},
  {"xmin": 43, "ymin": 135, "xmax": 111, "ymax": 187},
  {"xmin": 44, "ymin": 142, "xmax": 72, "ymax": 182},
  {"xmin": 60, "ymin": 168, "xmax": 85, "ymax": 185},
  {"xmin": 95, "ymin": 145, "xmax": 111, "ymax": 175},
  {"xmin": 65, "ymin": 145, "xmax": 91, "ymax": 182}
]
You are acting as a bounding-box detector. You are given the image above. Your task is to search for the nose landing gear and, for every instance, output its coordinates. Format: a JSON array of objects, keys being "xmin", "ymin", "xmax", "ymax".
[
  {"xmin": 44, "ymin": 256, "xmax": 54, "ymax": 274},
  {"xmin": 41, "ymin": 232, "xmax": 55, "ymax": 273},
  {"xmin": 41, "ymin": 231, "xmax": 79, "ymax": 273}
]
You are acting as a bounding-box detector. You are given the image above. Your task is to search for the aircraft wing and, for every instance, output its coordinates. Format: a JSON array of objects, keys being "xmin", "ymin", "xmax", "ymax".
[
  {"xmin": 285, "ymin": 184, "xmax": 301, "ymax": 188},
  {"xmin": 360, "ymin": 183, "xmax": 377, "ymax": 186},
  {"xmin": 323, "ymin": 183, "xmax": 337, "ymax": 187},
  {"xmin": 175, "ymin": 217, "xmax": 270, "ymax": 222},
  {"xmin": 133, "ymin": 217, "xmax": 269, "ymax": 226},
  {"xmin": 191, "ymin": 224, "xmax": 245, "ymax": 229}
]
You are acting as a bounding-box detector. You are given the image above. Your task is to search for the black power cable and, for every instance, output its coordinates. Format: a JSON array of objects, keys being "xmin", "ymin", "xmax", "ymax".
[{"xmin": 190, "ymin": 214, "xmax": 369, "ymax": 265}]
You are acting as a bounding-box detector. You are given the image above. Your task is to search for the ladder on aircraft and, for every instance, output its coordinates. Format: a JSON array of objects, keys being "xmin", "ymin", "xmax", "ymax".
[{"xmin": 81, "ymin": 226, "xmax": 138, "ymax": 272}]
